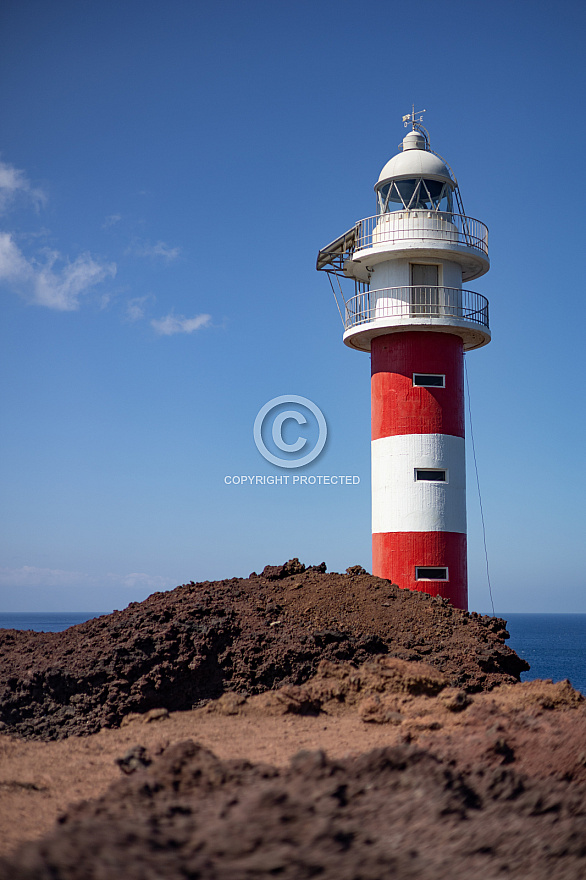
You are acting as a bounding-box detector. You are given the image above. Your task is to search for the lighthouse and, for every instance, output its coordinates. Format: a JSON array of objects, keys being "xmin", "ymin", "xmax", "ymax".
[{"xmin": 317, "ymin": 109, "xmax": 490, "ymax": 610}]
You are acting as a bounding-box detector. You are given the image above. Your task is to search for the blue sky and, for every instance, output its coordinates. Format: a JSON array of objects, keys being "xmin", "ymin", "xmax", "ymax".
[{"xmin": 0, "ymin": 0, "xmax": 584, "ymax": 613}]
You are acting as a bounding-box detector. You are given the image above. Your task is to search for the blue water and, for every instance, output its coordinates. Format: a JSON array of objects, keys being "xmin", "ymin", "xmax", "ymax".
[
  {"xmin": 0, "ymin": 612, "xmax": 108, "ymax": 633},
  {"xmin": 0, "ymin": 611, "xmax": 584, "ymax": 695},
  {"xmin": 504, "ymin": 613, "xmax": 586, "ymax": 695}
]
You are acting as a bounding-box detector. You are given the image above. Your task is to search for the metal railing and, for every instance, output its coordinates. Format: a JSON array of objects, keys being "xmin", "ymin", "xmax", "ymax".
[
  {"xmin": 354, "ymin": 212, "xmax": 488, "ymax": 256},
  {"xmin": 344, "ymin": 287, "xmax": 489, "ymax": 331}
]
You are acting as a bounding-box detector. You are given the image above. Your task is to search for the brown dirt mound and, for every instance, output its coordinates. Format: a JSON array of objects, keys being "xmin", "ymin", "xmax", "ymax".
[
  {"xmin": 208, "ymin": 656, "xmax": 449, "ymax": 719},
  {"xmin": 0, "ymin": 561, "xmax": 528, "ymax": 740},
  {"xmin": 2, "ymin": 738, "xmax": 585, "ymax": 880},
  {"xmin": 1, "ymin": 666, "xmax": 584, "ymax": 859}
]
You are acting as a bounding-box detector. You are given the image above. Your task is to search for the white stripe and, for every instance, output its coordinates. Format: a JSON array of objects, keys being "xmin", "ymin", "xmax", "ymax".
[{"xmin": 372, "ymin": 433, "xmax": 466, "ymax": 534}]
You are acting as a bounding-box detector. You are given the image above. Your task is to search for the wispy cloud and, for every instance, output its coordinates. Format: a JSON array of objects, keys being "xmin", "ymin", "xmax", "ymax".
[
  {"xmin": 126, "ymin": 295, "xmax": 152, "ymax": 322},
  {"xmin": 149, "ymin": 241, "xmax": 180, "ymax": 260},
  {"xmin": 0, "ymin": 566, "xmax": 90, "ymax": 588},
  {"xmin": 115, "ymin": 572, "xmax": 173, "ymax": 590},
  {"xmin": 102, "ymin": 213, "xmax": 122, "ymax": 229},
  {"xmin": 151, "ymin": 312, "xmax": 211, "ymax": 336},
  {"xmin": 0, "ymin": 232, "xmax": 116, "ymax": 311},
  {"xmin": 0, "ymin": 161, "xmax": 115, "ymax": 310},
  {"xmin": 0, "ymin": 231, "xmax": 31, "ymax": 281},
  {"xmin": 34, "ymin": 248, "xmax": 116, "ymax": 311},
  {"xmin": 0, "ymin": 565, "xmax": 175, "ymax": 592},
  {"xmin": 0, "ymin": 159, "xmax": 46, "ymax": 214},
  {"xmin": 129, "ymin": 239, "xmax": 181, "ymax": 261}
]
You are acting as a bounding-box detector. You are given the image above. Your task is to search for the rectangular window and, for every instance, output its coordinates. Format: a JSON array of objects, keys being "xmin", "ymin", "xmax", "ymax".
[
  {"xmin": 413, "ymin": 373, "xmax": 445, "ymax": 387},
  {"xmin": 415, "ymin": 469, "xmax": 447, "ymax": 482},
  {"xmin": 415, "ymin": 567, "xmax": 448, "ymax": 581},
  {"xmin": 411, "ymin": 263, "xmax": 439, "ymax": 285},
  {"xmin": 411, "ymin": 264, "xmax": 439, "ymax": 316}
]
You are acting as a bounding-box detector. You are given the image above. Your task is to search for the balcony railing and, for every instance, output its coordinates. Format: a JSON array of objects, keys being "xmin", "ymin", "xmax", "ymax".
[
  {"xmin": 344, "ymin": 287, "xmax": 489, "ymax": 332},
  {"xmin": 354, "ymin": 212, "xmax": 489, "ymax": 256}
]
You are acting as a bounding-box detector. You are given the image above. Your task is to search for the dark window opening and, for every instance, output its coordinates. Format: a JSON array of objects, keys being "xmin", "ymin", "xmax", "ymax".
[
  {"xmin": 413, "ymin": 373, "xmax": 445, "ymax": 387},
  {"xmin": 416, "ymin": 567, "xmax": 448, "ymax": 581},
  {"xmin": 415, "ymin": 469, "xmax": 446, "ymax": 482},
  {"xmin": 410, "ymin": 264, "xmax": 439, "ymax": 316}
]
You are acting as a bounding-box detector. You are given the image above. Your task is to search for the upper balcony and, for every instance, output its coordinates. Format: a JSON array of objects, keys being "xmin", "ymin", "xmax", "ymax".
[
  {"xmin": 349, "ymin": 211, "xmax": 489, "ymax": 282},
  {"xmin": 343, "ymin": 286, "xmax": 490, "ymax": 352}
]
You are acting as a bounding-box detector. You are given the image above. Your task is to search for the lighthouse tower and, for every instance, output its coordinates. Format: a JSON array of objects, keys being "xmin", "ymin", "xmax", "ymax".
[{"xmin": 317, "ymin": 110, "xmax": 490, "ymax": 610}]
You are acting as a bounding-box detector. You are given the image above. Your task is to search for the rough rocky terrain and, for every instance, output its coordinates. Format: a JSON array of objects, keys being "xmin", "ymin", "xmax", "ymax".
[
  {"xmin": 2, "ymin": 683, "xmax": 586, "ymax": 880},
  {"xmin": 0, "ymin": 561, "xmax": 527, "ymax": 740},
  {"xmin": 1, "ymin": 561, "xmax": 584, "ymax": 878}
]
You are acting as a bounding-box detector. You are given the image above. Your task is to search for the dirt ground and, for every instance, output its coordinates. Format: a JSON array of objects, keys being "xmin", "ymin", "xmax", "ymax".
[
  {"xmin": 0, "ymin": 663, "xmax": 585, "ymax": 876},
  {"xmin": 0, "ymin": 563, "xmax": 584, "ymax": 878}
]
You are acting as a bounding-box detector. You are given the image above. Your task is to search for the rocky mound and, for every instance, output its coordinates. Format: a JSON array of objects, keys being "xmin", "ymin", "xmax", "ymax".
[
  {"xmin": 203, "ymin": 660, "xmax": 586, "ymax": 784},
  {"xmin": 0, "ymin": 561, "xmax": 528, "ymax": 740},
  {"xmin": 2, "ymin": 738, "xmax": 585, "ymax": 880}
]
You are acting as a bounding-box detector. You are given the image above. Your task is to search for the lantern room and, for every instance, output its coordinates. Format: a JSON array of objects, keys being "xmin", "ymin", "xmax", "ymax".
[{"xmin": 316, "ymin": 113, "xmax": 491, "ymax": 353}]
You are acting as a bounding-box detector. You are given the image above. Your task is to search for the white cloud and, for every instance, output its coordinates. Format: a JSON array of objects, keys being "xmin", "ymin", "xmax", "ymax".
[
  {"xmin": 0, "ymin": 231, "xmax": 32, "ymax": 280},
  {"xmin": 0, "ymin": 159, "xmax": 46, "ymax": 213},
  {"xmin": 130, "ymin": 239, "xmax": 181, "ymax": 261},
  {"xmin": 151, "ymin": 312, "xmax": 211, "ymax": 336},
  {"xmin": 114, "ymin": 572, "xmax": 174, "ymax": 590},
  {"xmin": 0, "ymin": 566, "xmax": 90, "ymax": 588},
  {"xmin": 126, "ymin": 295, "xmax": 151, "ymax": 322},
  {"xmin": 0, "ymin": 566, "xmax": 175, "ymax": 592},
  {"xmin": 34, "ymin": 249, "xmax": 117, "ymax": 311},
  {"xmin": 0, "ymin": 232, "xmax": 116, "ymax": 311}
]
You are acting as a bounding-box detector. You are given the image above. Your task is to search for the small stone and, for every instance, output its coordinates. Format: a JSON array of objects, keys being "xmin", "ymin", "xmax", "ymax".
[
  {"xmin": 145, "ymin": 708, "xmax": 169, "ymax": 723},
  {"xmin": 359, "ymin": 696, "xmax": 403, "ymax": 725},
  {"xmin": 346, "ymin": 565, "xmax": 368, "ymax": 576},
  {"xmin": 116, "ymin": 746, "xmax": 151, "ymax": 775},
  {"xmin": 261, "ymin": 558, "xmax": 306, "ymax": 580},
  {"xmin": 209, "ymin": 692, "xmax": 248, "ymax": 716},
  {"xmin": 439, "ymin": 689, "xmax": 472, "ymax": 712},
  {"xmin": 490, "ymin": 738, "xmax": 516, "ymax": 764}
]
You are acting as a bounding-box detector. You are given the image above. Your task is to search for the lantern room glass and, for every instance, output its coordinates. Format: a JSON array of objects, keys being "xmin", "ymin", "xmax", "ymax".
[{"xmin": 376, "ymin": 179, "xmax": 453, "ymax": 215}]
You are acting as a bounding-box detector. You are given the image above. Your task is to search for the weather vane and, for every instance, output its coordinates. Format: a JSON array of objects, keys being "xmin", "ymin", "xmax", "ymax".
[{"xmin": 402, "ymin": 104, "xmax": 426, "ymax": 129}]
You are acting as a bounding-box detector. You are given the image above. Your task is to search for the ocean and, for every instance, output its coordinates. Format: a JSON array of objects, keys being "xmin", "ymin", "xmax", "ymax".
[
  {"xmin": 505, "ymin": 613, "xmax": 586, "ymax": 695},
  {"xmin": 0, "ymin": 612, "xmax": 108, "ymax": 633},
  {"xmin": 0, "ymin": 611, "xmax": 585, "ymax": 695}
]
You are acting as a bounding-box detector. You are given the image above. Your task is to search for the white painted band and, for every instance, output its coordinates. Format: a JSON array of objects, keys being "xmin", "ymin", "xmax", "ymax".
[{"xmin": 372, "ymin": 433, "xmax": 466, "ymax": 534}]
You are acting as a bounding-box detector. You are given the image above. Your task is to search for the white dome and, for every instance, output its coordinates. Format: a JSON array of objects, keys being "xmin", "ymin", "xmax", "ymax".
[
  {"xmin": 402, "ymin": 130, "xmax": 426, "ymax": 151},
  {"xmin": 377, "ymin": 149, "xmax": 453, "ymax": 186}
]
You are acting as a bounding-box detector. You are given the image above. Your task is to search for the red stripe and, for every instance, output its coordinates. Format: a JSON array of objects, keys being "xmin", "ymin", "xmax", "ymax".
[
  {"xmin": 371, "ymin": 331, "xmax": 464, "ymax": 440},
  {"xmin": 372, "ymin": 531, "xmax": 467, "ymax": 609}
]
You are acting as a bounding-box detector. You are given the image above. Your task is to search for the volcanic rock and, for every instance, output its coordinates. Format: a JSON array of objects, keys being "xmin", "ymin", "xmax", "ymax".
[{"xmin": 0, "ymin": 562, "xmax": 528, "ymax": 740}]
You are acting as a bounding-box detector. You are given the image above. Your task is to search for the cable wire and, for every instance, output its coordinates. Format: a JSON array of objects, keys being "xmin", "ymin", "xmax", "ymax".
[
  {"xmin": 464, "ymin": 357, "xmax": 496, "ymax": 617},
  {"xmin": 327, "ymin": 272, "xmax": 345, "ymax": 326}
]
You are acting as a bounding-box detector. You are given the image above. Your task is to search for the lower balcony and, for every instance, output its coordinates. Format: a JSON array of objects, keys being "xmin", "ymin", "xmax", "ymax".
[{"xmin": 343, "ymin": 286, "xmax": 490, "ymax": 352}]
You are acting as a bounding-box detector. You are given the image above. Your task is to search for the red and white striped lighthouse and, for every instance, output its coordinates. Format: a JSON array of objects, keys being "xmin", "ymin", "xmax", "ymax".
[{"xmin": 317, "ymin": 110, "xmax": 490, "ymax": 610}]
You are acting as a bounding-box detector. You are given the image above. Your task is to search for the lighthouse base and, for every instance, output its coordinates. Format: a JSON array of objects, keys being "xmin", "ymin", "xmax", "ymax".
[{"xmin": 373, "ymin": 531, "xmax": 467, "ymax": 610}]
